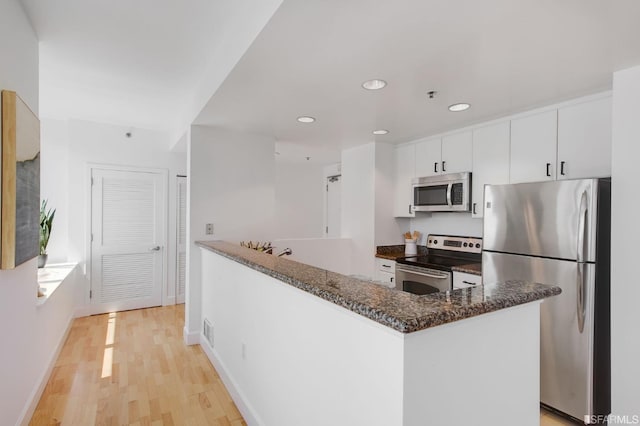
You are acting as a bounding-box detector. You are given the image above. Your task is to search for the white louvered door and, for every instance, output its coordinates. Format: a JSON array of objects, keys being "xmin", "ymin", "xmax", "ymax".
[
  {"xmin": 91, "ymin": 168, "xmax": 166, "ymax": 312},
  {"xmin": 175, "ymin": 176, "xmax": 186, "ymax": 304}
]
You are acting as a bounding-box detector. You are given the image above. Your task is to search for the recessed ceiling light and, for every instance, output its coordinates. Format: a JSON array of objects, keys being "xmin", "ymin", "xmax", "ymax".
[
  {"xmin": 448, "ymin": 103, "xmax": 471, "ymax": 112},
  {"xmin": 372, "ymin": 129, "xmax": 389, "ymax": 135},
  {"xmin": 362, "ymin": 79, "xmax": 387, "ymax": 90},
  {"xmin": 297, "ymin": 116, "xmax": 316, "ymax": 123}
]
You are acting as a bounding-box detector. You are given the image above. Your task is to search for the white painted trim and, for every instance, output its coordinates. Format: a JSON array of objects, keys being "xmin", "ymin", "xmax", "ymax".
[
  {"xmin": 164, "ymin": 295, "xmax": 176, "ymax": 306},
  {"xmin": 183, "ymin": 326, "xmax": 200, "ymax": 346},
  {"xmin": 17, "ymin": 312, "xmax": 75, "ymax": 426},
  {"xmin": 395, "ymin": 90, "xmax": 613, "ymax": 147},
  {"xmin": 86, "ymin": 163, "xmax": 169, "ymax": 313},
  {"xmin": 199, "ymin": 335, "xmax": 262, "ymax": 426}
]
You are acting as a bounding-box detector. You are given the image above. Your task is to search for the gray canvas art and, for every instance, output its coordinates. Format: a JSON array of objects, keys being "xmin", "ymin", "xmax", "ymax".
[{"xmin": 15, "ymin": 151, "xmax": 39, "ymax": 265}]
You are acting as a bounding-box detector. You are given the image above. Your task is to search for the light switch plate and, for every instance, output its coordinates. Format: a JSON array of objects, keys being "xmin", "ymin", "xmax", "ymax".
[{"xmin": 205, "ymin": 223, "xmax": 214, "ymax": 235}]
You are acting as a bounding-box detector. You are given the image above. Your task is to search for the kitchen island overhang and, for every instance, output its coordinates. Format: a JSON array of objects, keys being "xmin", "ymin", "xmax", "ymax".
[{"xmin": 196, "ymin": 241, "xmax": 560, "ymax": 426}]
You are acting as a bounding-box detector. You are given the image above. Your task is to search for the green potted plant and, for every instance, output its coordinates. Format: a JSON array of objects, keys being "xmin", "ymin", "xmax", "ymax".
[{"xmin": 39, "ymin": 199, "xmax": 56, "ymax": 268}]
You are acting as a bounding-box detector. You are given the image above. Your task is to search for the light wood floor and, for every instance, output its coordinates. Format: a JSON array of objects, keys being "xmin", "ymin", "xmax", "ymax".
[{"xmin": 30, "ymin": 305, "xmax": 246, "ymax": 426}]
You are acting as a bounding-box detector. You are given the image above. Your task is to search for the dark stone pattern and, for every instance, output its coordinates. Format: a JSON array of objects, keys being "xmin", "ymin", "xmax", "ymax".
[
  {"xmin": 375, "ymin": 244, "xmax": 427, "ymax": 260},
  {"xmin": 197, "ymin": 241, "xmax": 561, "ymax": 334},
  {"xmin": 451, "ymin": 263, "xmax": 482, "ymax": 276},
  {"xmin": 15, "ymin": 152, "xmax": 40, "ymax": 266}
]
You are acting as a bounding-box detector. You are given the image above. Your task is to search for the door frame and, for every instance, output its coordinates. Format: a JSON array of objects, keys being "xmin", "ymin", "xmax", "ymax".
[{"xmin": 84, "ymin": 163, "xmax": 169, "ymax": 315}]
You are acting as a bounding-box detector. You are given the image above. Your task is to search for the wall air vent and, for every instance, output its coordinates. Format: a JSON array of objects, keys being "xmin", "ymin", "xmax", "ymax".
[{"xmin": 203, "ymin": 318, "xmax": 214, "ymax": 347}]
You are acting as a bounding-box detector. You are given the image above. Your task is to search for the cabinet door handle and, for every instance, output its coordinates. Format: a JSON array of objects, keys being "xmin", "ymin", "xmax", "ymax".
[
  {"xmin": 546, "ymin": 163, "xmax": 552, "ymax": 177},
  {"xmin": 560, "ymin": 161, "xmax": 566, "ymax": 176},
  {"xmin": 434, "ymin": 162, "xmax": 438, "ymax": 173},
  {"xmin": 409, "ymin": 204, "xmax": 412, "ymax": 214},
  {"xmin": 382, "ymin": 264, "xmax": 391, "ymax": 268},
  {"xmin": 473, "ymin": 203, "xmax": 477, "ymax": 215},
  {"xmin": 462, "ymin": 280, "xmax": 477, "ymax": 286},
  {"xmin": 442, "ymin": 161, "xmax": 446, "ymax": 172}
]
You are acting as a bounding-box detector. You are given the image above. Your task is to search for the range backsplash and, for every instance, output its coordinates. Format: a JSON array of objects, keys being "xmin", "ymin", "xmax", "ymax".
[{"xmin": 409, "ymin": 212, "xmax": 482, "ymax": 245}]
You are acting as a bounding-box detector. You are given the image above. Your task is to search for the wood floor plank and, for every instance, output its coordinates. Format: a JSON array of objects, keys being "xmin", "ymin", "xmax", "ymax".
[{"xmin": 30, "ymin": 305, "xmax": 246, "ymax": 426}]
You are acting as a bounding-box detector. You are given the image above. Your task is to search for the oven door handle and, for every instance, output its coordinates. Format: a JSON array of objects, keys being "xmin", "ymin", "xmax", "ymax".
[
  {"xmin": 397, "ymin": 268, "xmax": 449, "ymax": 279},
  {"xmin": 446, "ymin": 183, "xmax": 453, "ymax": 206}
]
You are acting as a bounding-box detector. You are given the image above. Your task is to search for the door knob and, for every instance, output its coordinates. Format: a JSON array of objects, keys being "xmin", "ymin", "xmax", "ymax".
[{"xmin": 149, "ymin": 246, "xmax": 161, "ymax": 251}]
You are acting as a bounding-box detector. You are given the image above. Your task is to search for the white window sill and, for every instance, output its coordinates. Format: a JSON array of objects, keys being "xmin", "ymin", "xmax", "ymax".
[{"xmin": 37, "ymin": 262, "xmax": 78, "ymax": 306}]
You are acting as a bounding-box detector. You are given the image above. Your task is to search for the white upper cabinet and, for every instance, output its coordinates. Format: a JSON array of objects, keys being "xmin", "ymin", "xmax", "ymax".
[
  {"xmin": 510, "ymin": 110, "xmax": 558, "ymax": 183},
  {"xmin": 471, "ymin": 122, "xmax": 510, "ymax": 218},
  {"xmin": 393, "ymin": 144, "xmax": 416, "ymax": 217},
  {"xmin": 415, "ymin": 131, "xmax": 472, "ymax": 177},
  {"xmin": 441, "ymin": 131, "xmax": 473, "ymax": 174},
  {"xmin": 557, "ymin": 96, "xmax": 612, "ymax": 180},
  {"xmin": 414, "ymin": 138, "xmax": 441, "ymax": 177}
]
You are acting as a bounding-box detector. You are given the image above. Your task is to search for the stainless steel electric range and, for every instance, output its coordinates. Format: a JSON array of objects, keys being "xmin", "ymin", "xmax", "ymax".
[{"xmin": 395, "ymin": 234, "xmax": 482, "ymax": 295}]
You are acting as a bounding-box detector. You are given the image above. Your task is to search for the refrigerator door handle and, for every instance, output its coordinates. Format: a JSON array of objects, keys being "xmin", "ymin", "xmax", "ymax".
[
  {"xmin": 577, "ymin": 262, "xmax": 586, "ymax": 333},
  {"xmin": 446, "ymin": 183, "xmax": 452, "ymax": 206},
  {"xmin": 577, "ymin": 190, "xmax": 589, "ymax": 263}
]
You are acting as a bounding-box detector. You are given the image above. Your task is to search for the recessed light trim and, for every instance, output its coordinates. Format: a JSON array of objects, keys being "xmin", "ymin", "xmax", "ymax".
[
  {"xmin": 362, "ymin": 79, "xmax": 387, "ymax": 90},
  {"xmin": 448, "ymin": 103, "xmax": 471, "ymax": 112},
  {"xmin": 372, "ymin": 129, "xmax": 389, "ymax": 135},
  {"xmin": 297, "ymin": 116, "xmax": 316, "ymax": 123}
]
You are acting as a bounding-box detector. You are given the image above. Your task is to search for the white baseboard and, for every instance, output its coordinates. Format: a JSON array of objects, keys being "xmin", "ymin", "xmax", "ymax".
[
  {"xmin": 18, "ymin": 312, "xmax": 75, "ymax": 426},
  {"xmin": 183, "ymin": 326, "xmax": 200, "ymax": 345},
  {"xmin": 199, "ymin": 335, "xmax": 262, "ymax": 426},
  {"xmin": 164, "ymin": 296, "xmax": 176, "ymax": 306}
]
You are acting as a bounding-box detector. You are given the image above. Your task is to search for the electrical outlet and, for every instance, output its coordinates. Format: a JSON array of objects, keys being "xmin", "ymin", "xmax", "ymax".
[{"xmin": 205, "ymin": 223, "xmax": 214, "ymax": 235}]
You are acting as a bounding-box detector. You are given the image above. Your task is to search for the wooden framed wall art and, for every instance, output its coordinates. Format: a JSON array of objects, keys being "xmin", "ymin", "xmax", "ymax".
[{"xmin": 1, "ymin": 90, "xmax": 40, "ymax": 269}]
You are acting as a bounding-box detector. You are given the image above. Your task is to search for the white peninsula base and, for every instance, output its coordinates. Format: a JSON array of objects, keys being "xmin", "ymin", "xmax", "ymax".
[{"xmin": 199, "ymin": 248, "xmax": 541, "ymax": 426}]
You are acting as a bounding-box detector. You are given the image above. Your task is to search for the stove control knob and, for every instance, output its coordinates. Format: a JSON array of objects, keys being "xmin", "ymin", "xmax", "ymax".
[
  {"xmin": 428, "ymin": 239, "xmax": 432, "ymax": 244},
  {"xmin": 475, "ymin": 243, "xmax": 481, "ymax": 249},
  {"xmin": 433, "ymin": 240, "xmax": 438, "ymax": 245},
  {"xmin": 463, "ymin": 242, "xmax": 468, "ymax": 247}
]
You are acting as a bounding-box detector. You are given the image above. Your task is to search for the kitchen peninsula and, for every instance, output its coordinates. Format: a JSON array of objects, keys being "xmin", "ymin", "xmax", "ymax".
[{"xmin": 197, "ymin": 241, "xmax": 560, "ymax": 426}]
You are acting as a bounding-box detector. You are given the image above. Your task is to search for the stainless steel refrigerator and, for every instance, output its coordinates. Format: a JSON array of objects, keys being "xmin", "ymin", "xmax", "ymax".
[{"xmin": 482, "ymin": 178, "xmax": 610, "ymax": 424}]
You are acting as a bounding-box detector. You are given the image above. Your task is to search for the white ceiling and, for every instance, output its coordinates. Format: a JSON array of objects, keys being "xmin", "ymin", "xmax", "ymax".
[
  {"xmin": 195, "ymin": 0, "xmax": 640, "ymax": 161},
  {"xmin": 18, "ymin": 0, "xmax": 640, "ymax": 160},
  {"xmin": 19, "ymin": 0, "xmax": 280, "ymax": 134}
]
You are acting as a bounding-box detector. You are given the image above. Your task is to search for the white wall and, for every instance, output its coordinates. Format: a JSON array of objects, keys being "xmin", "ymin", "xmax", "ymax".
[
  {"xmin": 611, "ymin": 65, "xmax": 640, "ymax": 417},
  {"xmin": 40, "ymin": 118, "xmax": 187, "ymax": 310},
  {"xmin": 410, "ymin": 213, "xmax": 483, "ymax": 243},
  {"xmin": 273, "ymin": 238, "xmax": 351, "ymax": 275},
  {"xmin": 200, "ymin": 249, "xmax": 405, "ymax": 426},
  {"xmin": 0, "ymin": 2, "xmax": 73, "ymax": 424},
  {"xmin": 186, "ymin": 126, "xmax": 275, "ymax": 341},
  {"xmin": 374, "ymin": 143, "xmax": 405, "ymax": 246},
  {"xmin": 275, "ymin": 161, "xmax": 324, "ymax": 238},
  {"xmin": 341, "ymin": 143, "xmax": 376, "ymax": 277}
]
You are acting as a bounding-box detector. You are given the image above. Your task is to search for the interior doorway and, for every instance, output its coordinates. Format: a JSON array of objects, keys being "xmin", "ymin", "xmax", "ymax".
[
  {"xmin": 326, "ymin": 175, "xmax": 341, "ymax": 237},
  {"xmin": 175, "ymin": 175, "xmax": 186, "ymax": 304},
  {"xmin": 90, "ymin": 166, "xmax": 167, "ymax": 313}
]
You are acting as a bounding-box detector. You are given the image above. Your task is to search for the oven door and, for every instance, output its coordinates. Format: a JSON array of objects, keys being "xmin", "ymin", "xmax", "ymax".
[{"xmin": 395, "ymin": 264, "xmax": 452, "ymax": 295}]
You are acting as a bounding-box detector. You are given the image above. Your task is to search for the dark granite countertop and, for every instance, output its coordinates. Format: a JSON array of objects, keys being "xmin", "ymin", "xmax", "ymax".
[
  {"xmin": 197, "ymin": 241, "xmax": 561, "ymax": 334},
  {"xmin": 375, "ymin": 244, "xmax": 427, "ymax": 260},
  {"xmin": 451, "ymin": 263, "xmax": 482, "ymax": 276}
]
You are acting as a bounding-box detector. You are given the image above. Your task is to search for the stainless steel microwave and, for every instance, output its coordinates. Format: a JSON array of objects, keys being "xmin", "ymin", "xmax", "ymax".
[{"xmin": 412, "ymin": 172, "xmax": 471, "ymax": 212}]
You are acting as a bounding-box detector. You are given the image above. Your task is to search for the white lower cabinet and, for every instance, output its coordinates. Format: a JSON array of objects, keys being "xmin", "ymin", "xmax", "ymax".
[
  {"xmin": 375, "ymin": 258, "xmax": 396, "ymax": 288},
  {"xmin": 453, "ymin": 271, "xmax": 481, "ymax": 289}
]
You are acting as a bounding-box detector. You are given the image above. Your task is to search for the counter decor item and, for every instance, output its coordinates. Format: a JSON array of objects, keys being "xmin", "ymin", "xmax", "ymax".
[
  {"xmin": 38, "ymin": 199, "xmax": 55, "ymax": 268},
  {"xmin": 1, "ymin": 90, "xmax": 40, "ymax": 269},
  {"xmin": 403, "ymin": 231, "xmax": 420, "ymax": 255},
  {"xmin": 240, "ymin": 241, "xmax": 273, "ymax": 254}
]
